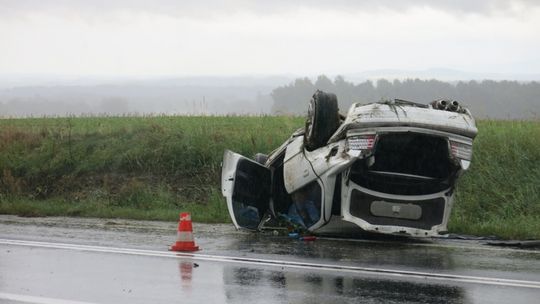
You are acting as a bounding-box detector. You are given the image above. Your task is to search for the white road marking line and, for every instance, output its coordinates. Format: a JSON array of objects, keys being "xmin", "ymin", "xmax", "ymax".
[
  {"xmin": 1, "ymin": 238, "xmax": 540, "ymax": 289},
  {"xmin": 0, "ymin": 292, "xmax": 99, "ymax": 304}
]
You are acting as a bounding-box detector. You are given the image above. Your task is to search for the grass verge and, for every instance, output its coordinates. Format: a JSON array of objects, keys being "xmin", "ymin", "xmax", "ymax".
[
  {"xmin": 0, "ymin": 116, "xmax": 539, "ymax": 239},
  {"xmin": 0, "ymin": 189, "xmax": 229, "ymax": 223}
]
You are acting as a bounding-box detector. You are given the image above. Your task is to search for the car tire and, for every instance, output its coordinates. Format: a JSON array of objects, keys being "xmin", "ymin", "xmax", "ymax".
[
  {"xmin": 254, "ymin": 153, "xmax": 268, "ymax": 165},
  {"xmin": 304, "ymin": 90, "xmax": 340, "ymax": 151}
]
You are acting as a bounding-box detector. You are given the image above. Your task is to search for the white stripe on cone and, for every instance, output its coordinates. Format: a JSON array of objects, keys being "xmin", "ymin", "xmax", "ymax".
[{"xmin": 177, "ymin": 232, "xmax": 194, "ymax": 242}]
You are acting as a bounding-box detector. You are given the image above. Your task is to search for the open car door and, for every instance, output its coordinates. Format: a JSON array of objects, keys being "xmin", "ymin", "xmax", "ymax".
[{"xmin": 221, "ymin": 150, "xmax": 271, "ymax": 230}]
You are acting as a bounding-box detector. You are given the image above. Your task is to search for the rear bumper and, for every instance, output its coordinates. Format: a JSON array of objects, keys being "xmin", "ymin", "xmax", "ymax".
[{"xmin": 341, "ymin": 183, "xmax": 452, "ymax": 237}]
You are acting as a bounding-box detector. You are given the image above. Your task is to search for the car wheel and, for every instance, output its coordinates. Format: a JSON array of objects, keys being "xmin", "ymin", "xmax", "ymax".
[
  {"xmin": 304, "ymin": 90, "xmax": 340, "ymax": 151},
  {"xmin": 254, "ymin": 153, "xmax": 268, "ymax": 165}
]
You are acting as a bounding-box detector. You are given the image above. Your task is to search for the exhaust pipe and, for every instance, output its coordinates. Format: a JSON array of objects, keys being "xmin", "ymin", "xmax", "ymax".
[
  {"xmin": 432, "ymin": 99, "xmax": 449, "ymax": 110},
  {"xmin": 449, "ymin": 100, "xmax": 461, "ymax": 112}
]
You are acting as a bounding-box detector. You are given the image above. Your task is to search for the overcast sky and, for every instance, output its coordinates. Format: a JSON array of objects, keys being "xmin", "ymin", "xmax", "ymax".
[{"xmin": 1, "ymin": 0, "xmax": 539, "ymax": 78}]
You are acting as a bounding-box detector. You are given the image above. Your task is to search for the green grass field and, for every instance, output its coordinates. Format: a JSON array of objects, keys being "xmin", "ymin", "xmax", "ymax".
[{"xmin": 0, "ymin": 116, "xmax": 539, "ymax": 239}]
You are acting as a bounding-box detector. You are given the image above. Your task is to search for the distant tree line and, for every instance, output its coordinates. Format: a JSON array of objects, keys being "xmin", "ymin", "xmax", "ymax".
[
  {"xmin": 271, "ymin": 76, "xmax": 540, "ymax": 119},
  {"xmin": 0, "ymin": 85, "xmax": 273, "ymax": 117}
]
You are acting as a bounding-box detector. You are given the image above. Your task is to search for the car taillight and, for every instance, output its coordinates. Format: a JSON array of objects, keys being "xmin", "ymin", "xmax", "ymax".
[
  {"xmin": 450, "ymin": 141, "xmax": 473, "ymax": 160},
  {"xmin": 347, "ymin": 135, "xmax": 376, "ymax": 152}
]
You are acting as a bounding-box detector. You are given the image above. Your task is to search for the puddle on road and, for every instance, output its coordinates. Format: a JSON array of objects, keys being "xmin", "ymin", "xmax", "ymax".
[{"xmin": 223, "ymin": 264, "xmax": 468, "ymax": 304}]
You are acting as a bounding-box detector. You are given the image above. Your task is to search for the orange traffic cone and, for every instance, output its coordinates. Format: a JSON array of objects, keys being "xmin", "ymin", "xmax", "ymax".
[{"xmin": 170, "ymin": 212, "xmax": 200, "ymax": 251}]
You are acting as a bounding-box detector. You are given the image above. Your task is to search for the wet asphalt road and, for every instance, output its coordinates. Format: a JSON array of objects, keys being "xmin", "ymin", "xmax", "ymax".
[{"xmin": 0, "ymin": 215, "xmax": 539, "ymax": 304}]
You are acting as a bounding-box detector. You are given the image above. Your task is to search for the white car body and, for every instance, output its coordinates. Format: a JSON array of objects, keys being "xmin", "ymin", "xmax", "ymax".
[{"xmin": 222, "ymin": 99, "xmax": 477, "ymax": 237}]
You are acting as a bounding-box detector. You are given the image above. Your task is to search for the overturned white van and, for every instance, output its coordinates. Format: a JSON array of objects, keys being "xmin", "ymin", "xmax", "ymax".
[{"xmin": 221, "ymin": 91, "xmax": 477, "ymax": 237}]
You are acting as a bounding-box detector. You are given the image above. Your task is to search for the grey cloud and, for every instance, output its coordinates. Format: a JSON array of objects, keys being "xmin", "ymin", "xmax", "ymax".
[{"xmin": 0, "ymin": 0, "xmax": 538, "ymax": 18}]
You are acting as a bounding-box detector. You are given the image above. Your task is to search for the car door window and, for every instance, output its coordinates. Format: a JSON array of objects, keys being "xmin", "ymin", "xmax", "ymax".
[{"xmin": 287, "ymin": 182, "xmax": 322, "ymax": 228}]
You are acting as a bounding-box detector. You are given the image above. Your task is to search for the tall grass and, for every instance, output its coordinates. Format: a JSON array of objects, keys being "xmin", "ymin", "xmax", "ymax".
[
  {"xmin": 0, "ymin": 116, "xmax": 538, "ymax": 239},
  {"xmin": 449, "ymin": 120, "xmax": 540, "ymax": 239},
  {"xmin": 0, "ymin": 115, "xmax": 302, "ymax": 224}
]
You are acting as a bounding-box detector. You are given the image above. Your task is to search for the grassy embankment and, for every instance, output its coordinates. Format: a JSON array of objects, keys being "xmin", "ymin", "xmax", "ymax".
[{"xmin": 0, "ymin": 116, "xmax": 539, "ymax": 239}]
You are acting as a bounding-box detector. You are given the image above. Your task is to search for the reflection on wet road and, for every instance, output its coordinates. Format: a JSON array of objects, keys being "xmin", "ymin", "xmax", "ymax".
[
  {"xmin": 224, "ymin": 266, "xmax": 469, "ymax": 304},
  {"xmin": 0, "ymin": 216, "xmax": 538, "ymax": 304}
]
